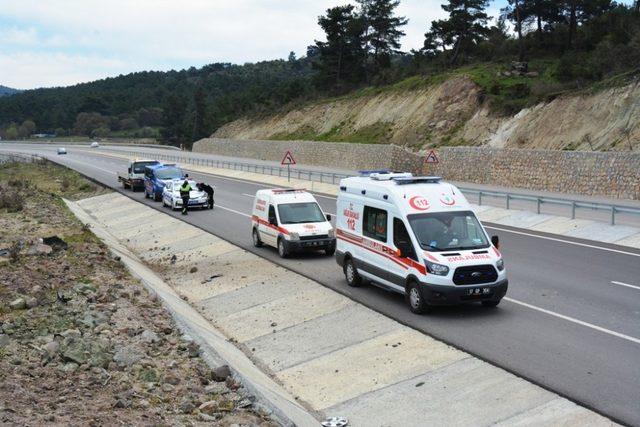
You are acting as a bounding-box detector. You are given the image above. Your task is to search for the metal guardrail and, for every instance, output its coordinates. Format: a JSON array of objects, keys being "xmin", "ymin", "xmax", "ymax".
[
  {"xmin": 96, "ymin": 148, "xmax": 640, "ymax": 226},
  {"xmin": 123, "ymin": 150, "xmax": 352, "ymax": 185},
  {"xmin": 462, "ymin": 188, "xmax": 640, "ymax": 225}
]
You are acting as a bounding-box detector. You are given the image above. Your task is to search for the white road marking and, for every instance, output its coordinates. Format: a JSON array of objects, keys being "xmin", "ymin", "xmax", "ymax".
[
  {"xmin": 484, "ymin": 225, "xmax": 640, "ymax": 258},
  {"xmin": 504, "ymin": 297, "xmax": 640, "ymax": 345},
  {"xmin": 242, "ymin": 193, "xmax": 255, "ymax": 198},
  {"xmin": 216, "ymin": 204, "xmax": 251, "ymax": 218},
  {"xmin": 611, "ymin": 280, "xmax": 640, "ymax": 291}
]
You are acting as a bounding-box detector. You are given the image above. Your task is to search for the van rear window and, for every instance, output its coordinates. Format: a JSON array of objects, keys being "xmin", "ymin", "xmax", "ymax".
[{"xmin": 363, "ymin": 206, "xmax": 387, "ymax": 242}]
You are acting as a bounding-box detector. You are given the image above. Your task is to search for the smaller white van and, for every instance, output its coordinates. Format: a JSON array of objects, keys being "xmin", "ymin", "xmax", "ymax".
[
  {"xmin": 336, "ymin": 172, "xmax": 508, "ymax": 314},
  {"xmin": 251, "ymin": 189, "xmax": 336, "ymax": 258}
]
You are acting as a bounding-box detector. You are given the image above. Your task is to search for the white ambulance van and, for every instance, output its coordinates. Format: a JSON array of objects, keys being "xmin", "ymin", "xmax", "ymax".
[
  {"xmin": 251, "ymin": 189, "xmax": 336, "ymax": 258},
  {"xmin": 336, "ymin": 172, "xmax": 508, "ymax": 314}
]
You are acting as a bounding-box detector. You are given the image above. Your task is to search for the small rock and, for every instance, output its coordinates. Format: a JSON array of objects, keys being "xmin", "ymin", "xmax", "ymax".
[
  {"xmin": 9, "ymin": 298, "xmax": 26, "ymax": 310},
  {"xmin": 44, "ymin": 414, "xmax": 55, "ymax": 422},
  {"xmin": 59, "ymin": 362, "xmax": 79, "ymax": 373},
  {"xmin": 139, "ymin": 330, "xmax": 160, "ymax": 344},
  {"xmin": 0, "ymin": 334, "xmax": 11, "ymax": 348},
  {"xmin": 270, "ymin": 322, "xmax": 277, "ymax": 327},
  {"xmin": 164, "ymin": 374, "xmax": 180, "ymax": 385},
  {"xmin": 61, "ymin": 329, "xmax": 82, "ymax": 338},
  {"xmin": 113, "ymin": 345, "xmax": 145, "ymax": 367},
  {"xmin": 190, "ymin": 266, "xmax": 198, "ymax": 273},
  {"xmin": 198, "ymin": 400, "xmax": 218, "ymax": 415},
  {"xmin": 205, "ymin": 382, "xmax": 228, "ymax": 394},
  {"xmin": 179, "ymin": 398, "xmax": 196, "ymax": 414},
  {"xmin": 199, "ymin": 412, "xmax": 218, "ymax": 422},
  {"xmin": 74, "ymin": 282, "xmax": 97, "ymax": 295},
  {"xmin": 44, "ymin": 341, "xmax": 60, "ymax": 356},
  {"xmin": 25, "ymin": 297, "xmax": 38, "ymax": 308},
  {"xmin": 170, "ymin": 255, "xmax": 177, "ymax": 264},
  {"xmin": 212, "ymin": 365, "xmax": 231, "ymax": 382},
  {"xmin": 161, "ymin": 383, "xmax": 175, "ymax": 392},
  {"xmin": 26, "ymin": 243, "xmax": 52, "ymax": 256}
]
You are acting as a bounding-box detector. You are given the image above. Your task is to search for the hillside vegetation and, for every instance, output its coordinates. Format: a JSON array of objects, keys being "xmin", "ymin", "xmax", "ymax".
[{"xmin": 214, "ymin": 65, "xmax": 639, "ymax": 151}]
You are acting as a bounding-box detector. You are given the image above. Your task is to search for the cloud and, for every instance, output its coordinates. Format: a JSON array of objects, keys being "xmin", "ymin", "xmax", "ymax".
[
  {"xmin": 5, "ymin": 0, "xmax": 618, "ymax": 89},
  {"xmin": 0, "ymin": 52, "xmax": 129, "ymax": 89}
]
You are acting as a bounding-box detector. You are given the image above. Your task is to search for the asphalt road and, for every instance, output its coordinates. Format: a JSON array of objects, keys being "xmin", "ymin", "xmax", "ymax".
[{"xmin": 3, "ymin": 143, "xmax": 640, "ymax": 426}]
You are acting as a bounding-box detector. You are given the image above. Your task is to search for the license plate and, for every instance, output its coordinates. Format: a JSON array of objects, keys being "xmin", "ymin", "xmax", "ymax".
[{"xmin": 467, "ymin": 288, "xmax": 490, "ymax": 296}]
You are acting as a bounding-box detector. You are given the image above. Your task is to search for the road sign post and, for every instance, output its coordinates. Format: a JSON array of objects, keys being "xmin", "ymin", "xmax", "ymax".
[{"xmin": 281, "ymin": 150, "xmax": 296, "ymax": 182}]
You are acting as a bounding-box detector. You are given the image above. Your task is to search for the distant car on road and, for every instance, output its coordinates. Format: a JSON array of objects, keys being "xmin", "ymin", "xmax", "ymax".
[
  {"xmin": 162, "ymin": 179, "xmax": 209, "ymax": 210},
  {"xmin": 57, "ymin": 147, "xmax": 67, "ymax": 155},
  {"xmin": 90, "ymin": 141, "xmax": 99, "ymax": 148}
]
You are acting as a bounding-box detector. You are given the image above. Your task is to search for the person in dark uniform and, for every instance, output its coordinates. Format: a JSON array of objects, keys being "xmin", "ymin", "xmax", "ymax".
[
  {"xmin": 179, "ymin": 179, "xmax": 192, "ymax": 215},
  {"xmin": 197, "ymin": 182, "xmax": 215, "ymax": 209}
]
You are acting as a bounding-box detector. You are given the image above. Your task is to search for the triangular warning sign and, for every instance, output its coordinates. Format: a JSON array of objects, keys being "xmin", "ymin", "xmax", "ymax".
[
  {"xmin": 281, "ymin": 150, "xmax": 296, "ymax": 165},
  {"xmin": 424, "ymin": 150, "xmax": 439, "ymax": 164}
]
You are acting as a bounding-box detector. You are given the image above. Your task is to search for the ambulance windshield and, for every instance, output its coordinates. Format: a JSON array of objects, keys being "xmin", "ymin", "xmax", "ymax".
[
  {"xmin": 278, "ymin": 202, "xmax": 326, "ymax": 224},
  {"xmin": 408, "ymin": 211, "xmax": 489, "ymax": 251}
]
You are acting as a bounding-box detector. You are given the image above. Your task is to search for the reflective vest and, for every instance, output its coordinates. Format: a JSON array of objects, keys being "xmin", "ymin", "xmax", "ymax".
[{"xmin": 180, "ymin": 183, "xmax": 192, "ymax": 196}]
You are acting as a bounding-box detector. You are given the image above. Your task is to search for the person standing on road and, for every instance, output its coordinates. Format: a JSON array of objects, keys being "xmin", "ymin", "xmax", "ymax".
[
  {"xmin": 179, "ymin": 179, "xmax": 192, "ymax": 215},
  {"xmin": 197, "ymin": 182, "xmax": 214, "ymax": 209}
]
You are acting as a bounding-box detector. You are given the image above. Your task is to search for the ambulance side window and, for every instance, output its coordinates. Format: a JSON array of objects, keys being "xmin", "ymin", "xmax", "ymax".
[
  {"xmin": 268, "ymin": 205, "xmax": 277, "ymax": 225},
  {"xmin": 393, "ymin": 218, "xmax": 417, "ymax": 261},
  {"xmin": 363, "ymin": 206, "xmax": 387, "ymax": 242}
]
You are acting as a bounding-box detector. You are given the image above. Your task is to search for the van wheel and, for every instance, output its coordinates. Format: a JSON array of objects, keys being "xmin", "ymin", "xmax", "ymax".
[
  {"xmin": 344, "ymin": 258, "xmax": 362, "ymax": 287},
  {"xmin": 406, "ymin": 281, "xmax": 430, "ymax": 314},
  {"xmin": 277, "ymin": 238, "xmax": 289, "ymax": 258},
  {"xmin": 252, "ymin": 229, "xmax": 263, "ymax": 247},
  {"xmin": 482, "ymin": 299, "xmax": 501, "ymax": 308},
  {"xmin": 325, "ymin": 248, "xmax": 335, "ymax": 256},
  {"xmin": 154, "ymin": 192, "xmax": 161, "ymax": 202}
]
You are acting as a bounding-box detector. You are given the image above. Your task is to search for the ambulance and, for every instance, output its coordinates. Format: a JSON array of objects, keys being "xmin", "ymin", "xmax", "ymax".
[
  {"xmin": 251, "ymin": 189, "xmax": 336, "ymax": 258},
  {"xmin": 335, "ymin": 172, "xmax": 508, "ymax": 314}
]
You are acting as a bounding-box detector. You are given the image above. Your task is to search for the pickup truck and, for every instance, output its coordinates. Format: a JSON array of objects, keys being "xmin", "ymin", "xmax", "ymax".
[{"xmin": 118, "ymin": 159, "xmax": 160, "ymax": 191}]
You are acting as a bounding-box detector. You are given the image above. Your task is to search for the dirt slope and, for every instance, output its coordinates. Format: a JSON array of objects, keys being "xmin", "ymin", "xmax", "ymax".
[{"xmin": 213, "ymin": 76, "xmax": 640, "ymax": 151}]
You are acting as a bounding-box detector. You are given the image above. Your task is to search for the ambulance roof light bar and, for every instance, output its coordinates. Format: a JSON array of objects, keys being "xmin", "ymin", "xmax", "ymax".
[
  {"xmin": 271, "ymin": 188, "xmax": 306, "ymax": 194},
  {"xmin": 358, "ymin": 169, "xmax": 392, "ymax": 177},
  {"xmin": 392, "ymin": 176, "xmax": 442, "ymax": 185}
]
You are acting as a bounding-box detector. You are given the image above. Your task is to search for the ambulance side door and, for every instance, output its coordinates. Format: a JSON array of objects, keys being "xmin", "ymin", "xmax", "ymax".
[
  {"xmin": 391, "ymin": 217, "xmax": 419, "ymax": 289},
  {"xmin": 261, "ymin": 202, "xmax": 279, "ymax": 247},
  {"xmin": 361, "ymin": 205, "xmax": 391, "ymax": 283}
]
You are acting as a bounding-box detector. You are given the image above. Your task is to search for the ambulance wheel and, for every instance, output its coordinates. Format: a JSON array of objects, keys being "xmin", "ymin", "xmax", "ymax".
[
  {"xmin": 277, "ymin": 238, "xmax": 289, "ymax": 258},
  {"xmin": 482, "ymin": 299, "xmax": 501, "ymax": 308},
  {"xmin": 252, "ymin": 229, "xmax": 263, "ymax": 247},
  {"xmin": 344, "ymin": 258, "xmax": 362, "ymax": 287},
  {"xmin": 406, "ymin": 281, "xmax": 430, "ymax": 314}
]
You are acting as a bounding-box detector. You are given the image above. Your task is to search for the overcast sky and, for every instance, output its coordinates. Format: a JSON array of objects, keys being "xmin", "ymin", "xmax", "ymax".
[{"xmin": 0, "ymin": 0, "xmax": 586, "ymax": 89}]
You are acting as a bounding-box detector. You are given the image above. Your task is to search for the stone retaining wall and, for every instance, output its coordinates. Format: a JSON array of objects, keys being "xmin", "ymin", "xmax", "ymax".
[
  {"xmin": 193, "ymin": 138, "xmax": 640, "ymax": 199},
  {"xmin": 424, "ymin": 147, "xmax": 640, "ymax": 200}
]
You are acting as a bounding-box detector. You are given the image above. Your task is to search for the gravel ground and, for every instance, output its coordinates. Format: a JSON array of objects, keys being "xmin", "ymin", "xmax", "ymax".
[{"xmin": 0, "ymin": 160, "xmax": 278, "ymax": 426}]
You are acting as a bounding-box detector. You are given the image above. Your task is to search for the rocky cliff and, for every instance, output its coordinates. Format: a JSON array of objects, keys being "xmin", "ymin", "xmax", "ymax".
[{"xmin": 213, "ymin": 76, "xmax": 640, "ymax": 152}]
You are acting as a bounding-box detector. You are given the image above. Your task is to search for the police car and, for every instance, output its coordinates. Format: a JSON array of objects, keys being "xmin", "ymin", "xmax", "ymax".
[
  {"xmin": 251, "ymin": 189, "xmax": 336, "ymax": 258},
  {"xmin": 336, "ymin": 172, "xmax": 508, "ymax": 314},
  {"xmin": 161, "ymin": 179, "xmax": 209, "ymax": 210}
]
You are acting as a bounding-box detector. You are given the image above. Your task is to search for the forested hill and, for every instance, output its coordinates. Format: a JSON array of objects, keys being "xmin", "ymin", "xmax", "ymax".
[
  {"xmin": 0, "ymin": 85, "xmax": 21, "ymax": 97},
  {"xmin": 0, "ymin": 58, "xmax": 315, "ymax": 144},
  {"xmin": 0, "ymin": 0, "xmax": 638, "ymax": 147}
]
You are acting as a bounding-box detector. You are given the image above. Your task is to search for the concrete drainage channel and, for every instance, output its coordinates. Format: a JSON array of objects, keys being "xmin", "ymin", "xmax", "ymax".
[{"xmin": 64, "ymin": 192, "xmax": 615, "ymax": 427}]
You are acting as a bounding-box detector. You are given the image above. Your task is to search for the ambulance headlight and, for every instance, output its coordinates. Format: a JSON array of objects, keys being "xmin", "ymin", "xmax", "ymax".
[
  {"xmin": 328, "ymin": 229, "xmax": 335, "ymax": 238},
  {"xmin": 496, "ymin": 258, "xmax": 504, "ymax": 271},
  {"xmin": 289, "ymin": 232, "xmax": 300, "ymax": 241},
  {"xmin": 426, "ymin": 261, "xmax": 449, "ymax": 276}
]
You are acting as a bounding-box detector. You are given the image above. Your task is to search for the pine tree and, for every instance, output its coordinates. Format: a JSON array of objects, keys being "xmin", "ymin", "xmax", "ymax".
[
  {"xmin": 314, "ymin": 5, "xmax": 366, "ymax": 91},
  {"xmin": 357, "ymin": 0, "xmax": 408, "ymax": 80},
  {"xmin": 437, "ymin": 0, "xmax": 490, "ymax": 65}
]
